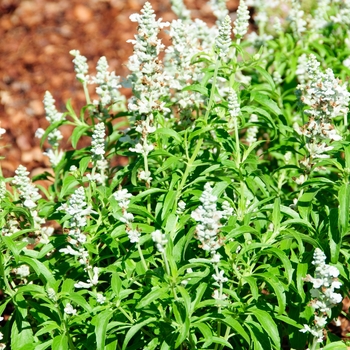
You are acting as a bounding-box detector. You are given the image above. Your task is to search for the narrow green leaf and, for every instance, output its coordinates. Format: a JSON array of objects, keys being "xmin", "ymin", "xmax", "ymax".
[
  {"xmin": 329, "ymin": 208, "xmax": 341, "ymax": 264},
  {"xmin": 155, "ymin": 128, "xmax": 183, "ymax": 144},
  {"xmin": 11, "ymin": 313, "xmax": 35, "ymax": 350},
  {"xmin": 182, "ymin": 83, "xmax": 208, "ymax": 96},
  {"xmin": 122, "ymin": 317, "xmax": 157, "ymax": 350},
  {"xmin": 251, "ymin": 92, "xmax": 282, "ymax": 117},
  {"xmin": 52, "ymin": 334, "xmax": 69, "ymax": 350},
  {"xmin": 221, "ymin": 316, "xmax": 250, "ymax": 344},
  {"xmin": 161, "ymin": 190, "xmax": 176, "ymax": 221},
  {"xmin": 254, "ymin": 66, "xmax": 276, "ymax": 90},
  {"xmin": 338, "ymin": 183, "xmax": 349, "ymax": 237},
  {"xmin": 71, "ymin": 125, "xmax": 90, "ymax": 149},
  {"xmin": 93, "ymin": 310, "xmax": 114, "ymax": 350},
  {"xmin": 249, "ymin": 308, "xmax": 280, "ymax": 347},
  {"xmin": 203, "ymin": 336, "xmax": 233, "ymax": 349},
  {"xmin": 323, "ymin": 341, "xmax": 347, "ymax": 349},
  {"xmin": 19, "ymin": 256, "xmax": 56, "ymax": 287},
  {"xmin": 136, "ymin": 287, "xmax": 169, "ymax": 309}
]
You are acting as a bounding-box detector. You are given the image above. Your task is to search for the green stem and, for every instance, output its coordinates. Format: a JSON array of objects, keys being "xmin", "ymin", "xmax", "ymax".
[
  {"xmin": 233, "ymin": 116, "xmax": 241, "ymax": 168},
  {"xmin": 162, "ymin": 251, "xmax": 178, "ymax": 300},
  {"xmin": 137, "ymin": 243, "xmax": 148, "ymax": 272},
  {"xmin": 83, "ymin": 82, "xmax": 91, "ymax": 106},
  {"xmin": 176, "ymin": 138, "xmax": 203, "ymax": 199},
  {"xmin": 177, "ymin": 57, "xmax": 220, "ymax": 199}
]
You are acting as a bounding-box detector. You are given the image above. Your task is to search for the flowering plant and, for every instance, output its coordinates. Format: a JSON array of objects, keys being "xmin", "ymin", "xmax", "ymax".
[{"xmin": 1, "ymin": 1, "xmax": 350, "ymax": 349}]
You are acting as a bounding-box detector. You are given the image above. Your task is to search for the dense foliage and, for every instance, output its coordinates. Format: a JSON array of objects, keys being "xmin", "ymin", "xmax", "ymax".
[{"xmin": 1, "ymin": 0, "xmax": 350, "ymax": 349}]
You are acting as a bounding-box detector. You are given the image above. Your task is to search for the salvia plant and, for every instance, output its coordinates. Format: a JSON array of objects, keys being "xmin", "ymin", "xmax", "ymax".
[{"xmin": 1, "ymin": 0, "xmax": 350, "ymax": 349}]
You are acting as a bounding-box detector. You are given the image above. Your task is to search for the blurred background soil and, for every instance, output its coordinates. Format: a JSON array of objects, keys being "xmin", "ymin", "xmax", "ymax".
[{"xmin": 0, "ymin": 0, "xmax": 239, "ymax": 178}]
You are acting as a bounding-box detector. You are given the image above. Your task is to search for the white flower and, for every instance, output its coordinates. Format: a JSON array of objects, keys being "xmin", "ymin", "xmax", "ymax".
[
  {"xmin": 212, "ymin": 289, "xmax": 228, "ymax": 301},
  {"xmin": 74, "ymin": 281, "xmax": 93, "ymax": 289},
  {"xmin": 15, "ymin": 265, "xmax": 30, "ymax": 278},
  {"xmin": 233, "ymin": 0, "xmax": 250, "ymax": 39},
  {"xmin": 64, "ymin": 303, "xmax": 77, "ymax": 315},
  {"xmin": 151, "ymin": 230, "xmax": 168, "ymax": 253},
  {"xmin": 0, "ymin": 128, "xmax": 6, "ymax": 135},
  {"xmin": 96, "ymin": 293, "xmax": 106, "ymax": 304},
  {"xmin": 128, "ymin": 229, "xmax": 141, "ymax": 243},
  {"xmin": 212, "ymin": 270, "xmax": 228, "ymax": 283},
  {"xmin": 113, "ymin": 188, "xmax": 133, "ymax": 209}
]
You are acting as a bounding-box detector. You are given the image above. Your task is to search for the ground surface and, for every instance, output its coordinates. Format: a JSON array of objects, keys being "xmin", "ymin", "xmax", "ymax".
[{"xmin": 0, "ymin": 0, "xmax": 350, "ymax": 343}]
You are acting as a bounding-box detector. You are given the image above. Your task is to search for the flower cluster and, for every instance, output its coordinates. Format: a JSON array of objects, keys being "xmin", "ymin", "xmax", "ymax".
[
  {"xmin": 288, "ymin": 0, "xmax": 307, "ymax": 38},
  {"xmin": 113, "ymin": 188, "xmax": 140, "ymax": 243},
  {"xmin": 170, "ymin": 0, "xmax": 191, "ymax": 21},
  {"xmin": 58, "ymin": 187, "xmax": 93, "ymax": 265},
  {"xmin": 245, "ymin": 114, "xmax": 259, "ymax": 145},
  {"xmin": 215, "ymin": 16, "xmax": 232, "ymax": 59},
  {"xmin": 35, "ymin": 91, "xmax": 65, "ymax": 167},
  {"xmin": 0, "ymin": 180, "xmax": 6, "ymax": 201},
  {"xmin": 191, "ymin": 183, "xmax": 232, "ymax": 302},
  {"xmin": 91, "ymin": 123, "xmax": 106, "ymax": 162},
  {"xmin": 151, "ymin": 230, "xmax": 168, "ymax": 253},
  {"xmin": 300, "ymin": 248, "xmax": 342, "ymax": 343},
  {"xmin": 91, "ymin": 56, "xmax": 124, "ymax": 108},
  {"xmin": 209, "ymin": 0, "xmax": 229, "ymax": 24},
  {"xmin": 233, "ymin": 0, "xmax": 250, "ymax": 40},
  {"xmin": 164, "ymin": 19, "xmax": 214, "ymax": 116},
  {"xmin": 191, "ymin": 183, "xmax": 232, "ymax": 255},
  {"xmin": 296, "ymin": 55, "xmax": 349, "ymax": 166},
  {"xmin": 127, "ymin": 2, "xmax": 170, "ymax": 115},
  {"xmin": 70, "ymin": 49, "xmax": 89, "ymax": 84},
  {"xmin": 12, "ymin": 165, "xmax": 41, "ymax": 210}
]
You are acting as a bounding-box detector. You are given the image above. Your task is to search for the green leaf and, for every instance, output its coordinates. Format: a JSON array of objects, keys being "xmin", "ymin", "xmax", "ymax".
[
  {"xmin": 59, "ymin": 175, "xmax": 79, "ymax": 200},
  {"xmin": 254, "ymin": 66, "xmax": 276, "ymax": 91},
  {"xmin": 253, "ymin": 272, "xmax": 286, "ymax": 315},
  {"xmin": 182, "ymin": 83, "xmax": 208, "ymax": 96},
  {"xmin": 297, "ymin": 188, "xmax": 320, "ymax": 220},
  {"xmin": 296, "ymin": 262, "xmax": 308, "ymax": 302},
  {"xmin": 274, "ymin": 315, "xmax": 303, "ymax": 329},
  {"xmin": 35, "ymin": 321, "xmax": 60, "ymax": 337},
  {"xmin": 329, "ymin": 208, "xmax": 341, "ymax": 264},
  {"xmin": 161, "ymin": 190, "xmax": 176, "ymax": 221},
  {"xmin": 221, "ymin": 316, "xmax": 250, "ymax": 344},
  {"xmin": 338, "ymin": 183, "xmax": 349, "ymax": 237},
  {"xmin": 71, "ymin": 125, "xmax": 90, "ymax": 149},
  {"xmin": 323, "ymin": 341, "xmax": 347, "ymax": 350},
  {"xmin": 243, "ymin": 276, "xmax": 259, "ymax": 300},
  {"xmin": 155, "ymin": 128, "xmax": 183, "ymax": 144},
  {"xmin": 35, "ymin": 339, "xmax": 53, "ymax": 350},
  {"xmin": 172, "ymin": 302, "xmax": 190, "ymax": 348},
  {"xmin": 257, "ymin": 247, "xmax": 294, "ymax": 284},
  {"xmin": 249, "ymin": 308, "xmax": 280, "ymax": 348},
  {"xmin": 203, "ymin": 336, "xmax": 233, "ymax": 349},
  {"xmin": 251, "ymin": 92, "xmax": 282, "ymax": 117},
  {"xmin": 67, "ymin": 292, "xmax": 92, "ymax": 313},
  {"xmin": 193, "ymin": 322, "xmax": 213, "ymax": 340},
  {"xmin": 19, "ymin": 256, "xmax": 56, "ymax": 287},
  {"xmin": 11, "ymin": 312, "xmax": 35, "ymax": 350},
  {"xmin": 52, "ymin": 334, "xmax": 69, "ymax": 350},
  {"xmin": 93, "ymin": 310, "xmax": 114, "ymax": 350},
  {"xmin": 122, "ymin": 317, "xmax": 157, "ymax": 350},
  {"xmin": 135, "ymin": 287, "xmax": 169, "ymax": 309}
]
